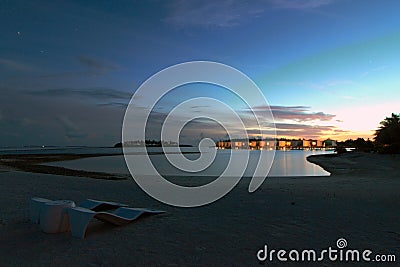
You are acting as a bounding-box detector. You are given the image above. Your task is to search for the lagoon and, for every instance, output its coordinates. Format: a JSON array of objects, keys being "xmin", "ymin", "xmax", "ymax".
[{"xmin": 46, "ymin": 148, "xmax": 332, "ymax": 177}]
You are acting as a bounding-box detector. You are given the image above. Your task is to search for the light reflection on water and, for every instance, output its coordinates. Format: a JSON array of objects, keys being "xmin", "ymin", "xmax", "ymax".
[{"xmin": 43, "ymin": 148, "xmax": 332, "ymax": 177}]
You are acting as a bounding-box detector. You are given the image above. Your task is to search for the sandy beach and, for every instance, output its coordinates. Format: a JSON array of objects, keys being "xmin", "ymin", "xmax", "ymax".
[{"xmin": 0, "ymin": 152, "xmax": 399, "ymax": 266}]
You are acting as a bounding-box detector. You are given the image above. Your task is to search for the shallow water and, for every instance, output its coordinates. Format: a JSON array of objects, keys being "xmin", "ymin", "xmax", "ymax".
[{"xmin": 45, "ymin": 148, "xmax": 333, "ymax": 177}]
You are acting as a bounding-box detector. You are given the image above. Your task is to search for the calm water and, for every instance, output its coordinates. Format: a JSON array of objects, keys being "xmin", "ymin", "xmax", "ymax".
[{"xmin": 41, "ymin": 148, "xmax": 332, "ymax": 177}]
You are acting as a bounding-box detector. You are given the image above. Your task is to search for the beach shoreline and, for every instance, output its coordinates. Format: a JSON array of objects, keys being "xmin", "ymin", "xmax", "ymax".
[
  {"xmin": 308, "ymin": 151, "xmax": 400, "ymax": 177},
  {"xmin": 0, "ymin": 153, "xmax": 127, "ymax": 180},
  {"xmin": 0, "ymin": 151, "xmax": 204, "ymax": 180}
]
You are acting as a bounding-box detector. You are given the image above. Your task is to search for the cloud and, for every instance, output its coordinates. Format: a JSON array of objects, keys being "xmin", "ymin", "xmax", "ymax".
[
  {"xmin": 269, "ymin": 0, "xmax": 334, "ymax": 9},
  {"xmin": 272, "ymin": 122, "xmax": 358, "ymax": 139},
  {"xmin": 57, "ymin": 116, "xmax": 88, "ymax": 139},
  {"xmin": 76, "ymin": 55, "xmax": 118, "ymax": 72},
  {"xmin": 164, "ymin": 0, "xmax": 335, "ymax": 28},
  {"xmin": 97, "ymin": 102, "xmax": 129, "ymax": 108},
  {"xmin": 276, "ymin": 122, "xmax": 332, "ymax": 131},
  {"xmin": 164, "ymin": 0, "xmax": 246, "ymax": 28},
  {"xmin": 249, "ymin": 105, "xmax": 335, "ymax": 122},
  {"xmin": 39, "ymin": 71, "xmax": 102, "ymax": 79},
  {"xmin": 39, "ymin": 56, "xmax": 119, "ymax": 79},
  {"xmin": 0, "ymin": 58, "xmax": 33, "ymax": 72},
  {"xmin": 24, "ymin": 87, "xmax": 132, "ymax": 101},
  {"xmin": 0, "ymin": 87, "xmax": 126, "ymax": 146},
  {"xmin": 361, "ymin": 65, "xmax": 390, "ymax": 78},
  {"xmin": 274, "ymin": 122, "xmax": 335, "ymax": 138},
  {"xmin": 190, "ymin": 105, "xmax": 211, "ymax": 109},
  {"xmin": 233, "ymin": 121, "xmax": 338, "ymax": 139}
]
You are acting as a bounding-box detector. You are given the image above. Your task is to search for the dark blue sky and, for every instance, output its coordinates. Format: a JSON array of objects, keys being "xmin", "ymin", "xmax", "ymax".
[{"xmin": 1, "ymin": 0, "xmax": 399, "ymax": 146}]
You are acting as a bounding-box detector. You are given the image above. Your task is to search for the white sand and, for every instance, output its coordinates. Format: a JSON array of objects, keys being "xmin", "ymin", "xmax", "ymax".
[{"xmin": 0, "ymin": 153, "xmax": 399, "ymax": 266}]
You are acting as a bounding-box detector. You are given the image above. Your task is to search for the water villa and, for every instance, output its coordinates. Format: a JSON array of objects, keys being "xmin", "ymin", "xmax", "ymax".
[{"xmin": 216, "ymin": 138, "xmax": 336, "ymax": 150}]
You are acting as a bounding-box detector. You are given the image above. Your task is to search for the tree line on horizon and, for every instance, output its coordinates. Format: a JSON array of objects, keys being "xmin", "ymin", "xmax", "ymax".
[
  {"xmin": 114, "ymin": 139, "xmax": 192, "ymax": 147},
  {"xmin": 337, "ymin": 113, "xmax": 400, "ymax": 154}
]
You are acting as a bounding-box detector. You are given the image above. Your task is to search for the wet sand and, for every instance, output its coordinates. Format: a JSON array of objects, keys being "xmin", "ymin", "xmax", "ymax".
[
  {"xmin": 0, "ymin": 153, "xmax": 126, "ymax": 180},
  {"xmin": 0, "ymin": 152, "xmax": 399, "ymax": 266}
]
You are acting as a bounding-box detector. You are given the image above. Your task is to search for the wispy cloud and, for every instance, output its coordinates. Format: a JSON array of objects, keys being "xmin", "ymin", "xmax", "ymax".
[
  {"xmin": 361, "ymin": 65, "xmax": 390, "ymax": 78},
  {"xmin": 164, "ymin": 0, "xmax": 247, "ymax": 28},
  {"xmin": 97, "ymin": 102, "xmax": 129, "ymax": 108},
  {"xmin": 190, "ymin": 105, "xmax": 211, "ymax": 109},
  {"xmin": 249, "ymin": 105, "xmax": 335, "ymax": 122},
  {"xmin": 270, "ymin": 0, "xmax": 334, "ymax": 9},
  {"xmin": 164, "ymin": 0, "xmax": 335, "ymax": 28},
  {"xmin": 57, "ymin": 116, "xmax": 88, "ymax": 139},
  {"xmin": 39, "ymin": 55, "xmax": 119, "ymax": 79},
  {"xmin": 275, "ymin": 122, "xmax": 331, "ymax": 130},
  {"xmin": 39, "ymin": 71, "xmax": 94, "ymax": 79},
  {"xmin": 0, "ymin": 58, "xmax": 33, "ymax": 72},
  {"xmin": 77, "ymin": 55, "xmax": 118, "ymax": 72},
  {"xmin": 24, "ymin": 87, "xmax": 131, "ymax": 101},
  {"xmin": 274, "ymin": 122, "xmax": 343, "ymax": 138}
]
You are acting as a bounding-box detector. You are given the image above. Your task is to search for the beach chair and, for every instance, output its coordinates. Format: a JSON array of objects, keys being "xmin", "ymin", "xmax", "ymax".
[
  {"xmin": 68, "ymin": 206, "xmax": 165, "ymax": 238},
  {"xmin": 30, "ymin": 197, "xmax": 128, "ymax": 223},
  {"xmin": 77, "ymin": 198, "xmax": 128, "ymax": 211},
  {"xmin": 30, "ymin": 197, "xmax": 52, "ymax": 224},
  {"xmin": 40, "ymin": 200, "xmax": 76, "ymax": 233},
  {"xmin": 30, "ymin": 197, "xmax": 128, "ymax": 232}
]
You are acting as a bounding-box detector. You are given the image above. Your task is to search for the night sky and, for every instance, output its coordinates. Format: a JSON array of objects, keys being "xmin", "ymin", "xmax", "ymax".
[{"xmin": 1, "ymin": 0, "xmax": 399, "ymax": 146}]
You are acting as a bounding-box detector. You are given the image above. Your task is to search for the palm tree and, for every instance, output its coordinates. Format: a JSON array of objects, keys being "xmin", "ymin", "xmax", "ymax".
[{"xmin": 374, "ymin": 113, "xmax": 400, "ymax": 153}]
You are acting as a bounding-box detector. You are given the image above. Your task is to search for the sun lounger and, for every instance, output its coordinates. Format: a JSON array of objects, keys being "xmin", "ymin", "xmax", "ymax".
[
  {"xmin": 30, "ymin": 197, "xmax": 52, "ymax": 224},
  {"xmin": 30, "ymin": 197, "xmax": 129, "ymax": 224},
  {"xmin": 40, "ymin": 200, "xmax": 76, "ymax": 233},
  {"xmin": 30, "ymin": 197, "xmax": 164, "ymax": 237},
  {"xmin": 30, "ymin": 197, "xmax": 128, "ymax": 232},
  {"xmin": 68, "ymin": 206, "xmax": 165, "ymax": 238},
  {"xmin": 77, "ymin": 198, "xmax": 128, "ymax": 211}
]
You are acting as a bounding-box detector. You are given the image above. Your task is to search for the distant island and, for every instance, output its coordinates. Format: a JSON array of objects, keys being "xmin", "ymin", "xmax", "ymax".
[{"xmin": 114, "ymin": 140, "xmax": 192, "ymax": 148}]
